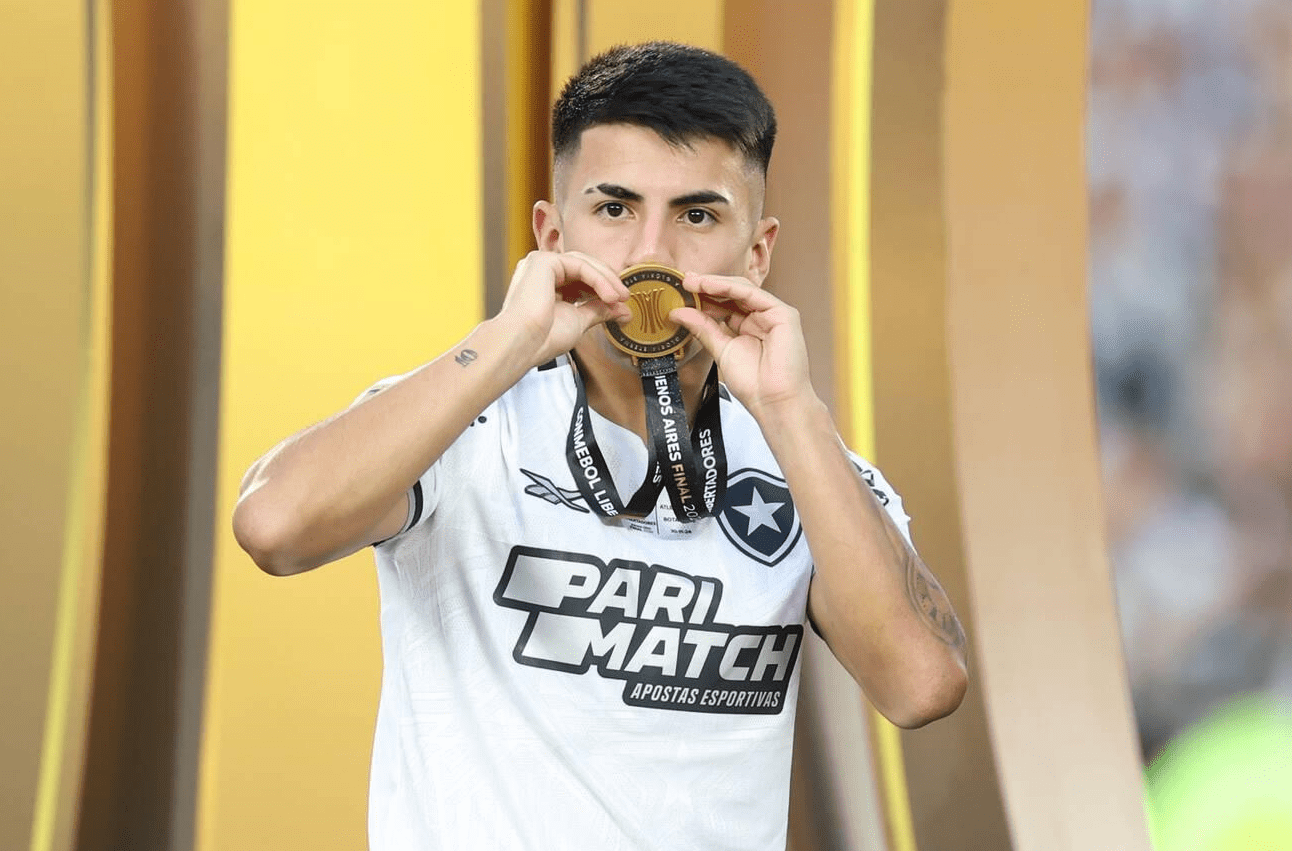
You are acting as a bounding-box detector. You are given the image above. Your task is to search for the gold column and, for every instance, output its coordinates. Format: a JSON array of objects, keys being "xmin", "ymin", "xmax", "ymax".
[
  {"xmin": 482, "ymin": 0, "xmax": 553, "ymax": 316},
  {"xmin": 870, "ymin": 0, "xmax": 1012, "ymax": 848},
  {"xmin": 29, "ymin": 5, "xmax": 113, "ymax": 848},
  {"xmin": 75, "ymin": 2, "xmax": 227, "ymax": 847},
  {"xmin": 942, "ymin": 0, "xmax": 1152, "ymax": 847},
  {"xmin": 0, "ymin": 4, "xmax": 93, "ymax": 851}
]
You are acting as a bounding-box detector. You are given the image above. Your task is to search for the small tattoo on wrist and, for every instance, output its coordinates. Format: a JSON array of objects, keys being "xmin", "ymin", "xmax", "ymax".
[{"xmin": 454, "ymin": 349, "xmax": 478, "ymax": 367}]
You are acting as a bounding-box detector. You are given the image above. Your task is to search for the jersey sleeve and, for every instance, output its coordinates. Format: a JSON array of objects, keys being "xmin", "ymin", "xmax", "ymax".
[
  {"xmin": 845, "ymin": 450, "xmax": 915, "ymax": 549},
  {"xmin": 351, "ymin": 376, "xmax": 442, "ymax": 547}
]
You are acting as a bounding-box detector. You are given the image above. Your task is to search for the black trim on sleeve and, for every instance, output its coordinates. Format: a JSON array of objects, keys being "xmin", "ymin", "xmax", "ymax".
[
  {"xmin": 373, "ymin": 479, "xmax": 426, "ymax": 548},
  {"xmin": 407, "ymin": 480, "xmax": 425, "ymax": 530}
]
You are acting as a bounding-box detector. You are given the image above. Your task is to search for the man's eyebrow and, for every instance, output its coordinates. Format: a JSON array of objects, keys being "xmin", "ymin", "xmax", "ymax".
[
  {"xmin": 583, "ymin": 184, "xmax": 731, "ymax": 207},
  {"xmin": 585, "ymin": 183, "xmax": 643, "ymax": 202},
  {"xmin": 669, "ymin": 190, "xmax": 730, "ymax": 207}
]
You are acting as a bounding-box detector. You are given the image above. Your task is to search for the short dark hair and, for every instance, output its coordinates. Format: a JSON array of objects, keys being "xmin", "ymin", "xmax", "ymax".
[{"xmin": 552, "ymin": 41, "xmax": 776, "ymax": 176}]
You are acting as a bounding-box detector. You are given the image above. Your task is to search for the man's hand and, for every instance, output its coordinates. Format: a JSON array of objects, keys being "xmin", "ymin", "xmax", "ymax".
[
  {"xmin": 675, "ymin": 273, "xmax": 967, "ymax": 728},
  {"xmin": 499, "ymin": 251, "xmax": 631, "ymax": 366},
  {"xmin": 235, "ymin": 253, "xmax": 627, "ymax": 577},
  {"xmin": 669, "ymin": 273, "xmax": 815, "ymax": 417}
]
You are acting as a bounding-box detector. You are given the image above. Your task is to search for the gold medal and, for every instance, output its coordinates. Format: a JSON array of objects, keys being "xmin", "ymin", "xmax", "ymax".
[{"xmin": 605, "ymin": 263, "xmax": 699, "ymax": 358}]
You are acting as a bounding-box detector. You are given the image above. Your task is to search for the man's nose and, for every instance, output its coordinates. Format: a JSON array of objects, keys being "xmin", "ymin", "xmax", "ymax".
[{"xmin": 624, "ymin": 216, "xmax": 676, "ymax": 270}]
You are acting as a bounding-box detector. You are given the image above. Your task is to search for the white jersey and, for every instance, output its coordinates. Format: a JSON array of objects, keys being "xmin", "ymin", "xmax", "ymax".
[{"xmin": 365, "ymin": 356, "xmax": 911, "ymax": 851}]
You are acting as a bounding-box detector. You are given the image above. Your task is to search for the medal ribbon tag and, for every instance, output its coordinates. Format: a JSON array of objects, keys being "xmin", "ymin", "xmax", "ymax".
[
  {"xmin": 639, "ymin": 356, "xmax": 704, "ymax": 522},
  {"xmin": 564, "ymin": 264, "xmax": 727, "ymax": 522}
]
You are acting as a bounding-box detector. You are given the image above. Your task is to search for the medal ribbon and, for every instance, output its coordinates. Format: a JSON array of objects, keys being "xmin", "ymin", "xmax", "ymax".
[{"xmin": 566, "ymin": 355, "xmax": 726, "ymax": 522}]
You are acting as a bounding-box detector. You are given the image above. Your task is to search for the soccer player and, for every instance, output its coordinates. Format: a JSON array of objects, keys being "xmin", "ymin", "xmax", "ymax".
[{"xmin": 234, "ymin": 41, "xmax": 967, "ymax": 851}]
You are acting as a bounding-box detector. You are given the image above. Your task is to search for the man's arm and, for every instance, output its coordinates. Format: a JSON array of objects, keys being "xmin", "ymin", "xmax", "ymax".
[
  {"xmin": 757, "ymin": 400, "xmax": 967, "ymax": 728},
  {"xmin": 233, "ymin": 251, "xmax": 629, "ymax": 576},
  {"xmin": 672, "ymin": 273, "xmax": 967, "ymax": 729}
]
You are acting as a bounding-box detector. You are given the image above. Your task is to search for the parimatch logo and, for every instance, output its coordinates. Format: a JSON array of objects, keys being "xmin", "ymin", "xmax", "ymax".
[{"xmin": 493, "ymin": 546, "xmax": 802, "ymax": 714}]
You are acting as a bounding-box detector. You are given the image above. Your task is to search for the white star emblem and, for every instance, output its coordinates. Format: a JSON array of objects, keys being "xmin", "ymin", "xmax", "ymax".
[{"xmin": 732, "ymin": 487, "xmax": 784, "ymax": 535}]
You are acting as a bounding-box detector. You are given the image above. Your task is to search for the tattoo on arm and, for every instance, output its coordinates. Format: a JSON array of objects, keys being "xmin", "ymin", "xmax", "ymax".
[
  {"xmin": 453, "ymin": 349, "xmax": 478, "ymax": 367},
  {"xmin": 905, "ymin": 551, "xmax": 967, "ymax": 650}
]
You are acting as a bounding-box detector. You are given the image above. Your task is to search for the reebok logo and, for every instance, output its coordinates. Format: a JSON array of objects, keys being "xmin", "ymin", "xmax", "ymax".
[{"xmin": 520, "ymin": 468, "xmax": 589, "ymax": 513}]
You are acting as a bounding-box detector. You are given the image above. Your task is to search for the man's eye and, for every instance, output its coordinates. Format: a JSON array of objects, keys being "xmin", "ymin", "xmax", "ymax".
[
  {"xmin": 601, "ymin": 202, "xmax": 626, "ymax": 218},
  {"xmin": 685, "ymin": 209, "xmax": 713, "ymax": 225}
]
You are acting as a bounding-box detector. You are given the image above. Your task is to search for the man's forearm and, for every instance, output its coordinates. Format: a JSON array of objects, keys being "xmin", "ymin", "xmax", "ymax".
[
  {"xmin": 233, "ymin": 317, "xmax": 536, "ymax": 575},
  {"xmin": 755, "ymin": 394, "xmax": 968, "ymax": 728}
]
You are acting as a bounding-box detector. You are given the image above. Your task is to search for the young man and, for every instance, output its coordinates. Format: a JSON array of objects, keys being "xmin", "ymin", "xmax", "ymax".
[{"xmin": 235, "ymin": 41, "xmax": 966, "ymax": 850}]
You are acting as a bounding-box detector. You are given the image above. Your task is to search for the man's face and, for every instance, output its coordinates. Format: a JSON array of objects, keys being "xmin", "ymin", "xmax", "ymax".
[{"xmin": 537, "ymin": 123, "xmax": 777, "ymax": 284}]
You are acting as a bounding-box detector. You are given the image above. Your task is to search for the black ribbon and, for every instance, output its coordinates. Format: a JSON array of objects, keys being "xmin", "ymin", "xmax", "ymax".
[{"xmin": 566, "ymin": 354, "xmax": 727, "ymax": 522}]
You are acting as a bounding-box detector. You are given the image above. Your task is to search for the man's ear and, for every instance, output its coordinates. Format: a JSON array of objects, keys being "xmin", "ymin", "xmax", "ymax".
[
  {"xmin": 533, "ymin": 200, "xmax": 563, "ymax": 252},
  {"xmin": 746, "ymin": 216, "xmax": 780, "ymax": 286}
]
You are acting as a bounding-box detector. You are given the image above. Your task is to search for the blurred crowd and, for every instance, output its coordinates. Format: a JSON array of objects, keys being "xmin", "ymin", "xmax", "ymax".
[{"xmin": 1088, "ymin": 0, "xmax": 1292, "ymax": 766}]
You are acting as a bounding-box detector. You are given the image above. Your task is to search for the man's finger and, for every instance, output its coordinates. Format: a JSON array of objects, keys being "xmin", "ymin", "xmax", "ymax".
[
  {"xmin": 560, "ymin": 252, "xmax": 630, "ymax": 303},
  {"xmin": 683, "ymin": 272, "xmax": 782, "ymax": 312},
  {"xmin": 575, "ymin": 298, "xmax": 629, "ymax": 333},
  {"xmin": 670, "ymin": 306, "xmax": 734, "ymax": 358}
]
